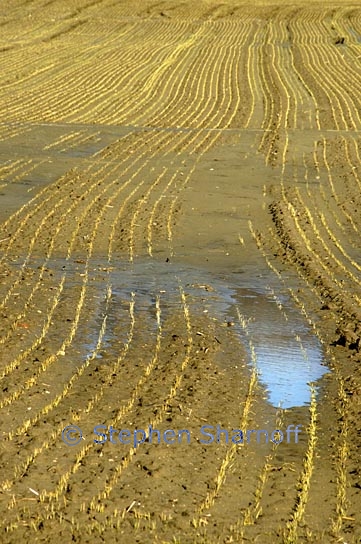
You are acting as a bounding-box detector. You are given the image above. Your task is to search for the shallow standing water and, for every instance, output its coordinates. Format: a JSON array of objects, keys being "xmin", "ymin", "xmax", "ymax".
[{"xmin": 61, "ymin": 256, "xmax": 329, "ymax": 410}]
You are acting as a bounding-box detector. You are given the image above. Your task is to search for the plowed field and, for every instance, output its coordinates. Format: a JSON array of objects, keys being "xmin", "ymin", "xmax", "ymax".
[{"xmin": 0, "ymin": 1, "xmax": 360, "ymax": 543}]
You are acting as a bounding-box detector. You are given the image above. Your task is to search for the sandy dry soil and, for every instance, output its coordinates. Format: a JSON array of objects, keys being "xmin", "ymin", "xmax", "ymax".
[{"xmin": 0, "ymin": 0, "xmax": 360, "ymax": 542}]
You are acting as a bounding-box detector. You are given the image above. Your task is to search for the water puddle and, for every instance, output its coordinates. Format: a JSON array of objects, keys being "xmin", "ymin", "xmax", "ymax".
[
  {"xmin": 68, "ymin": 257, "xmax": 329, "ymax": 409},
  {"xmin": 228, "ymin": 286, "xmax": 326, "ymax": 409}
]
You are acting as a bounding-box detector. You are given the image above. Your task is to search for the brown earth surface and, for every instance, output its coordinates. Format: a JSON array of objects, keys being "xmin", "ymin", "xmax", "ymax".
[{"xmin": 0, "ymin": 0, "xmax": 360, "ymax": 542}]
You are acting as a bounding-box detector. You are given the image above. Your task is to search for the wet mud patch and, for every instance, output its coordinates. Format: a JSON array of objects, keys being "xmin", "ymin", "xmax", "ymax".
[{"xmin": 6, "ymin": 253, "xmax": 329, "ymax": 411}]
